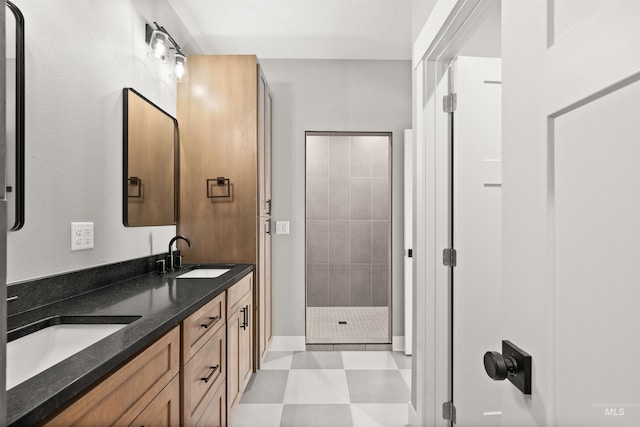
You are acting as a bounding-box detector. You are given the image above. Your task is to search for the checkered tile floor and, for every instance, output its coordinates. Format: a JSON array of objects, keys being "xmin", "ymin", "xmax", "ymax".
[{"xmin": 231, "ymin": 351, "xmax": 412, "ymax": 427}]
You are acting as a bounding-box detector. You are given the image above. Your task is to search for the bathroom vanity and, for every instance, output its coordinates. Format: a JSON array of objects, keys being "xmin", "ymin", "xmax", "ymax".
[{"xmin": 6, "ymin": 262, "xmax": 255, "ymax": 426}]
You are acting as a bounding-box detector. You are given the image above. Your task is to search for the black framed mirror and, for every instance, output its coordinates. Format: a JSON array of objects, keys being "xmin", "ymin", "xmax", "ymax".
[
  {"xmin": 122, "ymin": 88, "xmax": 178, "ymax": 227},
  {"xmin": 6, "ymin": 0, "xmax": 25, "ymax": 231}
]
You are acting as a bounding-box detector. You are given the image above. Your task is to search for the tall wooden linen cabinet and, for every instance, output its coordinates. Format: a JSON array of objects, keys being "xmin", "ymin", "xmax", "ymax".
[{"xmin": 177, "ymin": 55, "xmax": 273, "ymax": 371}]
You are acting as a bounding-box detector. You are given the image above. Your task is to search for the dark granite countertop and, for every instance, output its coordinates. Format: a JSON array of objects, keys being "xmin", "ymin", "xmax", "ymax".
[{"xmin": 6, "ymin": 263, "xmax": 254, "ymax": 426}]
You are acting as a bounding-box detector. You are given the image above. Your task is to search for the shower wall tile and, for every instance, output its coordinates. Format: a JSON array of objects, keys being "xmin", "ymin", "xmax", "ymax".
[
  {"xmin": 351, "ymin": 264, "xmax": 372, "ymax": 306},
  {"xmin": 306, "ymin": 135, "xmax": 329, "ymax": 176},
  {"xmin": 328, "ymin": 177, "xmax": 350, "ymax": 220},
  {"xmin": 306, "ymin": 177, "xmax": 329, "ymax": 220},
  {"xmin": 329, "ymin": 263, "xmax": 351, "ymax": 306},
  {"xmin": 372, "ymin": 264, "xmax": 389, "ymax": 306},
  {"xmin": 307, "ymin": 134, "xmax": 391, "ymax": 311},
  {"xmin": 350, "ymin": 221, "xmax": 371, "ymax": 264},
  {"xmin": 371, "ymin": 177, "xmax": 390, "ymax": 220},
  {"xmin": 328, "ymin": 221, "xmax": 350, "ymax": 263},
  {"xmin": 371, "ymin": 221, "xmax": 390, "ymax": 264},
  {"xmin": 307, "ymin": 220, "xmax": 329, "ymax": 263},
  {"xmin": 351, "ymin": 177, "xmax": 372, "ymax": 220},
  {"xmin": 329, "ymin": 137, "xmax": 351, "ymax": 177},
  {"xmin": 351, "ymin": 137, "xmax": 372, "ymax": 177},
  {"xmin": 371, "ymin": 136, "xmax": 390, "ymax": 177},
  {"xmin": 307, "ymin": 263, "xmax": 329, "ymax": 307}
]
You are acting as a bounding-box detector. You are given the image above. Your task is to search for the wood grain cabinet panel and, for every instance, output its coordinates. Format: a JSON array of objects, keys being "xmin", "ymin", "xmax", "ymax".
[
  {"xmin": 182, "ymin": 325, "xmax": 226, "ymax": 426},
  {"xmin": 182, "ymin": 292, "xmax": 226, "ymax": 363},
  {"xmin": 177, "ymin": 55, "xmax": 260, "ymax": 265},
  {"xmin": 194, "ymin": 380, "xmax": 226, "ymax": 427},
  {"xmin": 43, "ymin": 327, "xmax": 180, "ymax": 427},
  {"xmin": 227, "ymin": 280, "xmax": 253, "ymax": 425},
  {"xmin": 177, "ymin": 55, "xmax": 273, "ymax": 369},
  {"xmin": 258, "ymin": 217, "xmax": 273, "ymax": 364},
  {"xmin": 227, "ymin": 274, "xmax": 252, "ymax": 317},
  {"xmin": 128, "ymin": 375, "xmax": 180, "ymax": 427}
]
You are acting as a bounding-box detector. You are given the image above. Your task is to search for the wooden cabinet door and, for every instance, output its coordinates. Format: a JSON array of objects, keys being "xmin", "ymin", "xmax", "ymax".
[
  {"xmin": 239, "ymin": 296, "xmax": 253, "ymax": 391},
  {"xmin": 129, "ymin": 376, "xmax": 180, "ymax": 427},
  {"xmin": 226, "ymin": 305, "xmax": 242, "ymax": 419},
  {"xmin": 227, "ymin": 294, "xmax": 252, "ymax": 424},
  {"xmin": 258, "ymin": 218, "xmax": 273, "ymax": 365},
  {"xmin": 194, "ymin": 381, "xmax": 226, "ymax": 427},
  {"xmin": 44, "ymin": 327, "xmax": 180, "ymax": 427},
  {"xmin": 264, "ymin": 84, "xmax": 272, "ymax": 211},
  {"xmin": 264, "ymin": 227, "xmax": 272, "ymax": 351},
  {"xmin": 257, "ymin": 66, "xmax": 272, "ymax": 217},
  {"xmin": 258, "ymin": 69, "xmax": 267, "ymax": 217}
]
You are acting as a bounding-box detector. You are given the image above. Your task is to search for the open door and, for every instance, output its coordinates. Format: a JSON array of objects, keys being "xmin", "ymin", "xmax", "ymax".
[
  {"xmin": 451, "ymin": 56, "xmax": 502, "ymax": 425},
  {"xmin": 492, "ymin": 1, "xmax": 640, "ymax": 425}
]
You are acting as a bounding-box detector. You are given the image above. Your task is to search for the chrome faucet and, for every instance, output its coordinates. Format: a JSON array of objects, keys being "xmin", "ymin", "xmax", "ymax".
[{"xmin": 168, "ymin": 235, "xmax": 191, "ymax": 271}]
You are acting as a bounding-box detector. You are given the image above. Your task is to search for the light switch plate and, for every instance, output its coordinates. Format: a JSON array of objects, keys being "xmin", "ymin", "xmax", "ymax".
[
  {"xmin": 71, "ymin": 222, "xmax": 94, "ymax": 251},
  {"xmin": 275, "ymin": 221, "xmax": 290, "ymax": 235}
]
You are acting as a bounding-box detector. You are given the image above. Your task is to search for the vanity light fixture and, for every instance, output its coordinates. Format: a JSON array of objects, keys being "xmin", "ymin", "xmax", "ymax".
[{"xmin": 145, "ymin": 21, "xmax": 187, "ymax": 82}]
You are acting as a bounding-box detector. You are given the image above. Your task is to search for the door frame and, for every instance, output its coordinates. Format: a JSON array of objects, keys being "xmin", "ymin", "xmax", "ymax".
[
  {"xmin": 304, "ymin": 130, "xmax": 394, "ymax": 346},
  {"xmin": 410, "ymin": 1, "xmax": 499, "ymax": 425}
]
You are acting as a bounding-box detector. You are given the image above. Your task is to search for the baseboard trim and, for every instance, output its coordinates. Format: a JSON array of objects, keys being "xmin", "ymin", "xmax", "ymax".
[
  {"xmin": 270, "ymin": 336, "xmax": 306, "ymax": 351},
  {"xmin": 392, "ymin": 336, "xmax": 405, "ymax": 352},
  {"xmin": 409, "ymin": 401, "xmax": 419, "ymax": 426}
]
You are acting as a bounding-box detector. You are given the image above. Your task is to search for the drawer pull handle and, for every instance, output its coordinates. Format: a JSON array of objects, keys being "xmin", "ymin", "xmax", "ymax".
[
  {"xmin": 201, "ymin": 365, "xmax": 220, "ymax": 383},
  {"xmin": 201, "ymin": 316, "xmax": 220, "ymax": 329},
  {"xmin": 241, "ymin": 305, "xmax": 250, "ymax": 330}
]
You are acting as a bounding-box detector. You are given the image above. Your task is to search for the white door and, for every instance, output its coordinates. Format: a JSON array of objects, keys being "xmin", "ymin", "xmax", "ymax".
[
  {"xmin": 499, "ymin": 1, "xmax": 640, "ymax": 425},
  {"xmin": 404, "ymin": 129, "xmax": 414, "ymax": 355},
  {"xmin": 451, "ymin": 56, "xmax": 502, "ymax": 425}
]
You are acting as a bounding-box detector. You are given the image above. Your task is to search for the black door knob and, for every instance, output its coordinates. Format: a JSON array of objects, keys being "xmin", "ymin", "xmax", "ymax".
[{"xmin": 483, "ymin": 351, "xmax": 518, "ymax": 381}]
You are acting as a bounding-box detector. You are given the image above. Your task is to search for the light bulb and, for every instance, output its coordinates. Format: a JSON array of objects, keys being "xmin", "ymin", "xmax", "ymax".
[
  {"xmin": 173, "ymin": 53, "xmax": 187, "ymax": 82},
  {"xmin": 153, "ymin": 39, "xmax": 166, "ymax": 60},
  {"xmin": 148, "ymin": 29, "xmax": 168, "ymax": 62}
]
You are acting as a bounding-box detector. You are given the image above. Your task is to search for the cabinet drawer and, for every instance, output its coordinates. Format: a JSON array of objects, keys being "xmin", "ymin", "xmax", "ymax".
[
  {"xmin": 194, "ymin": 380, "xmax": 226, "ymax": 427},
  {"xmin": 183, "ymin": 292, "xmax": 226, "ymax": 362},
  {"xmin": 129, "ymin": 375, "xmax": 180, "ymax": 427},
  {"xmin": 182, "ymin": 325, "xmax": 226, "ymax": 426},
  {"xmin": 44, "ymin": 327, "xmax": 180, "ymax": 427},
  {"xmin": 227, "ymin": 273, "xmax": 252, "ymax": 319}
]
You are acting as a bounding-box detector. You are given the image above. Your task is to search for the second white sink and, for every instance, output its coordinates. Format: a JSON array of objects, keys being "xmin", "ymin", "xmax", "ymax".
[{"xmin": 176, "ymin": 268, "xmax": 230, "ymax": 279}]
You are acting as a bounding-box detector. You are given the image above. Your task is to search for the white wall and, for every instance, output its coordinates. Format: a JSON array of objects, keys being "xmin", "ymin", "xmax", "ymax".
[
  {"xmin": 260, "ymin": 59, "xmax": 411, "ymax": 337},
  {"xmin": 412, "ymin": 0, "xmax": 438, "ymax": 43},
  {"xmin": 7, "ymin": 0, "xmax": 180, "ymax": 283}
]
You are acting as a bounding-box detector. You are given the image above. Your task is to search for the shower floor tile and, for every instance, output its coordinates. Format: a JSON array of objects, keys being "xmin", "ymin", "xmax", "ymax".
[{"xmin": 306, "ymin": 307, "xmax": 389, "ymax": 344}]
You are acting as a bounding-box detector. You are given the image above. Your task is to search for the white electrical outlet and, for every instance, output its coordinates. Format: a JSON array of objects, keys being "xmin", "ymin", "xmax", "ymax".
[
  {"xmin": 275, "ymin": 221, "xmax": 290, "ymax": 235},
  {"xmin": 71, "ymin": 222, "xmax": 94, "ymax": 251}
]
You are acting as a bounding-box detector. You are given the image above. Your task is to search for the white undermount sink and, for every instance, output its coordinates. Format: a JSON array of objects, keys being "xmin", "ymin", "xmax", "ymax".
[
  {"xmin": 176, "ymin": 268, "xmax": 230, "ymax": 279},
  {"xmin": 7, "ymin": 323, "xmax": 129, "ymax": 390}
]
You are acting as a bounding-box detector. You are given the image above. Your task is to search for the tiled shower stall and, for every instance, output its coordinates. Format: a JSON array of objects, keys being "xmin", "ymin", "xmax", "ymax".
[{"xmin": 305, "ymin": 133, "xmax": 391, "ymax": 344}]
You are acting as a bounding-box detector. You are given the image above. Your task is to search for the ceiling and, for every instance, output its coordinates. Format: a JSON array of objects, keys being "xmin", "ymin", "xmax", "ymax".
[{"xmin": 142, "ymin": 0, "xmax": 420, "ymax": 60}]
